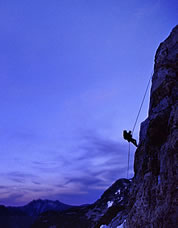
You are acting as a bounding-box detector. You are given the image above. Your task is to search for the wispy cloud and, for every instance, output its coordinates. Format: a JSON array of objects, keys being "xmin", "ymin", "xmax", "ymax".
[
  {"xmin": 0, "ymin": 185, "xmax": 7, "ymax": 189},
  {"xmin": 0, "ymin": 193, "xmax": 24, "ymax": 206},
  {"xmin": 0, "ymin": 131, "xmax": 131, "ymax": 206},
  {"xmin": 6, "ymin": 171, "xmax": 37, "ymax": 179},
  {"xmin": 43, "ymin": 131, "xmax": 130, "ymax": 204}
]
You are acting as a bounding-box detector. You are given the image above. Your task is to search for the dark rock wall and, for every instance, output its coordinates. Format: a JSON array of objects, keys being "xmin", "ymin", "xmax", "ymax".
[{"xmin": 125, "ymin": 26, "xmax": 178, "ymax": 228}]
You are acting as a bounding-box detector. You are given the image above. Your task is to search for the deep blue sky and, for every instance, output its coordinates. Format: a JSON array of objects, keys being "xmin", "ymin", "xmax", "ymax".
[{"xmin": 0, "ymin": 0, "xmax": 177, "ymax": 206}]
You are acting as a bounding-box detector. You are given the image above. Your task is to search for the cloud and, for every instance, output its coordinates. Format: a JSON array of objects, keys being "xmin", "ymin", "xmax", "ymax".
[
  {"xmin": 2, "ymin": 171, "xmax": 40, "ymax": 186},
  {"xmin": 77, "ymin": 131, "xmax": 127, "ymax": 170},
  {"xmin": 0, "ymin": 185, "xmax": 7, "ymax": 189},
  {"xmin": 31, "ymin": 160, "xmax": 61, "ymax": 173},
  {"xmin": 32, "ymin": 181, "xmax": 41, "ymax": 185},
  {"xmin": 9, "ymin": 178, "xmax": 25, "ymax": 183},
  {"xmin": 0, "ymin": 131, "xmax": 133, "ymax": 206},
  {"xmin": 41, "ymin": 131, "xmax": 130, "ymax": 205},
  {"xmin": 0, "ymin": 193, "xmax": 24, "ymax": 206},
  {"xmin": 51, "ymin": 132, "xmax": 130, "ymax": 201},
  {"xmin": 6, "ymin": 171, "xmax": 37, "ymax": 179},
  {"xmin": 65, "ymin": 175, "xmax": 103, "ymax": 188}
]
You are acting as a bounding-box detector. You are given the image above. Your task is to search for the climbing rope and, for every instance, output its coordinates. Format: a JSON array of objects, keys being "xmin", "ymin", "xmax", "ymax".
[
  {"xmin": 126, "ymin": 71, "xmax": 153, "ymax": 178},
  {"xmin": 127, "ymin": 142, "xmax": 130, "ymax": 178},
  {"xmin": 132, "ymin": 71, "xmax": 153, "ymax": 134}
]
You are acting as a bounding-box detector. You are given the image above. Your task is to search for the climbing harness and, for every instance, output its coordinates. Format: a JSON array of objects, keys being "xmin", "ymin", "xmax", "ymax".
[{"xmin": 126, "ymin": 71, "xmax": 153, "ymax": 178}]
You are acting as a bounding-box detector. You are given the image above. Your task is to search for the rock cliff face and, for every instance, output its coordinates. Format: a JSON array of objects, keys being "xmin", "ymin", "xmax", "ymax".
[
  {"xmin": 125, "ymin": 25, "xmax": 178, "ymax": 228},
  {"xmin": 31, "ymin": 26, "xmax": 177, "ymax": 228}
]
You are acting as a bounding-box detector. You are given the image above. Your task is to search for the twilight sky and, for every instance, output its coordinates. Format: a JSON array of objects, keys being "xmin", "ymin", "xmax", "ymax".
[{"xmin": 0, "ymin": 0, "xmax": 177, "ymax": 206}]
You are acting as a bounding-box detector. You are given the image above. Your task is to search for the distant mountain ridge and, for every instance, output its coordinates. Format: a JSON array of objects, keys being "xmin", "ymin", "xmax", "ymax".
[
  {"xmin": 32, "ymin": 178, "xmax": 131, "ymax": 228},
  {"xmin": 16, "ymin": 199, "xmax": 72, "ymax": 216},
  {"xmin": 0, "ymin": 199, "xmax": 73, "ymax": 228},
  {"xmin": 3, "ymin": 199, "xmax": 73, "ymax": 216}
]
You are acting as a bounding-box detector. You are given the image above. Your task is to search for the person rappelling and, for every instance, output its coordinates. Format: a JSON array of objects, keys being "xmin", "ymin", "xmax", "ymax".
[
  {"xmin": 123, "ymin": 130, "xmax": 138, "ymax": 147},
  {"xmin": 123, "ymin": 72, "xmax": 152, "ymax": 178}
]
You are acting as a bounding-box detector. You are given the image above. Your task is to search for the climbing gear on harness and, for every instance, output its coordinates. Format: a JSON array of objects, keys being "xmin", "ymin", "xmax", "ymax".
[{"xmin": 123, "ymin": 130, "xmax": 138, "ymax": 147}]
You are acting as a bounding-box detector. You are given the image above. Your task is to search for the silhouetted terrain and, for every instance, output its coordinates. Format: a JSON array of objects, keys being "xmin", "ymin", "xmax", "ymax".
[
  {"xmin": 31, "ymin": 25, "xmax": 178, "ymax": 228},
  {"xmin": 0, "ymin": 199, "xmax": 73, "ymax": 228},
  {"xmin": 1, "ymin": 25, "xmax": 177, "ymax": 228},
  {"xmin": 32, "ymin": 179, "xmax": 130, "ymax": 228}
]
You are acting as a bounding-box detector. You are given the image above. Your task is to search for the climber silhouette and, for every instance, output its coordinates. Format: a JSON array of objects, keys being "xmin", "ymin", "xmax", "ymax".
[{"xmin": 123, "ymin": 130, "xmax": 138, "ymax": 147}]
